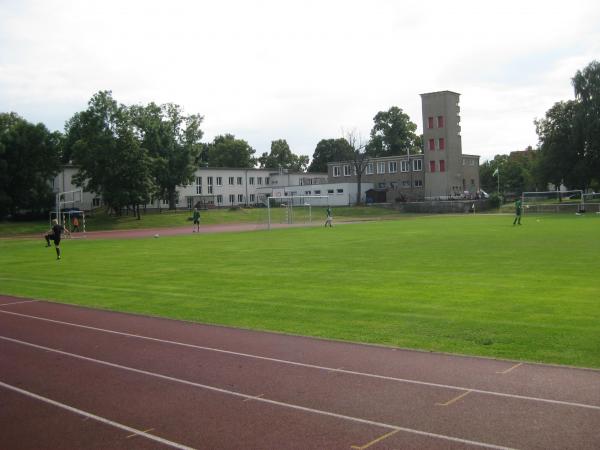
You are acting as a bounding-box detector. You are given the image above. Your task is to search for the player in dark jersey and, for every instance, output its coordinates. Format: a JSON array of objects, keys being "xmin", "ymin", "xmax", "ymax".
[{"xmin": 45, "ymin": 219, "xmax": 70, "ymax": 260}]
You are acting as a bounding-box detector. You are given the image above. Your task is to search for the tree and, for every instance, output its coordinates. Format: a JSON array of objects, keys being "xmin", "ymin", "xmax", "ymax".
[
  {"xmin": 205, "ymin": 134, "xmax": 257, "ymax": 168},
  {"xmin": 258, "ymin": 139, "xmax": 308, "ymax": 172},
  {"xmin": 308, "ymin": 138, "xmax": 355, "ymax": 173},
  {"xmin": 535, "ymin": 100, "xmax": 584, "ymax": 189},
  {"xmin": 65, "ymin": 91, "xmax": 154, "ymax": 215},
  {"xmin": 366, "ymin": 106, "xmax": 420, "ymax": 157},
  {"xmin": 344, "ymin": 129, "xmax": 369, "ymax": 206},
  {"xmin": 129, "ymin": 102, "xmax": 204, "ymax": 209},
  {"xmin": 572, "ymin": 60, "xmax": 600, "ymax": 189},
  {"xmin": 0, "ymin": 113, "xmax": 61, "ymax": 219}
]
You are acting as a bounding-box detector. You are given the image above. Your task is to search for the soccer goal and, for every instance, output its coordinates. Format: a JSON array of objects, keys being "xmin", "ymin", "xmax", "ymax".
[
  {"xmin": 50, "ymin": 189, "xmax": 87, "ymax": 233},
  {"xmin": 583, "ymin": 192, "xmax": 600, "ymax": 214},
  {"xmin": 263, "ymin": 195, "xmax": 330, "ymax": 230},
  {"xmin": 521, "ymin": 190, "xmax": 585, "ymax": 214}
]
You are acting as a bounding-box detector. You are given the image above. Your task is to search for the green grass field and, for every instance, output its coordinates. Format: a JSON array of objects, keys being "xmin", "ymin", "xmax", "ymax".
[{"xmin": 1, "ymin": 213, "xmax": 599, "ymax": 368}]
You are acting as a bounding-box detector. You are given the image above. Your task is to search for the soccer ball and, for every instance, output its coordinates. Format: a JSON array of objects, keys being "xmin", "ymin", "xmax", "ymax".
[{"xmin": 154, "ymin": 233, "xmax": 160, "ymax": 238}]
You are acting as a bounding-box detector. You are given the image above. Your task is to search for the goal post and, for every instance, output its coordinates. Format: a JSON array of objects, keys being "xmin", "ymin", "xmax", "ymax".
[
  {"xmin": 521, "ymin": 190, "xmax": 585, "ymax": 214},
  {"xmin": 52, "ymin": 189, "xmax": 86, "ymax": 233},
  {"xmin": 264, "ymin": 195, "xmax": 330, "ymax": 230}
]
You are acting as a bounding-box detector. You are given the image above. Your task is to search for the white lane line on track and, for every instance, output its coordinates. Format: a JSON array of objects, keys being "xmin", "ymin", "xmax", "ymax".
[
  {"xmin": 1, "ymin": 309, "xmax": 599, "ymax": 412},
  {"xmin": 0, "ymin": 300, "xmax": 38, "ymax": 307},
  {"xmin": 0, "ymin": 380, "xmax": 195, "ymax": 450},
  {"xmin": 0, "ymin": 335, "xmax": 515, "ymax": 450}
]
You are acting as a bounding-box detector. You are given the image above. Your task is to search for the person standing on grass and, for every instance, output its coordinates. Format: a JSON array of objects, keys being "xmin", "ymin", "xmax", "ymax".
[
  {"xmin": 513, "ymin": 198, "xmax": 523, "ymax": 225},
  {"xmin": 72, "ymin": 216, "xmax": 80, "ymax": 232},
  {"xmin": 192, "ymin": 207, "xmax": 201, "ymax": 232},
  {"xmin": 44, "ymin": 219, "xmax": 70, "ymax": 260},
  {"xmin": 324, "ymin": 207, "xmax": 333, "ymax": 227}
]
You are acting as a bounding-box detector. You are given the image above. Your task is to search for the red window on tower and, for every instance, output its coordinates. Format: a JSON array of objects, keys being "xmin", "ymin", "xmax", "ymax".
[
  {"xmin": 437, "ymin": 116, "xmax": 444, "ymax": 128},
  {"xmin": 428, "ymin": 117, "xmax": 434, "ymax": 129},
  {"xmin": 428, "ymin": 138, "xmax": 435, "ymax": 151},
  {"xmin": 440, "ymin": 160, "xmax": 445, "ymax": 172},
  {"xmin": 439, "ymin": 138, "xmax": 445, "ymax": 150},
  {"xmin": 430, "ymin": 161, "xmax": 436, "ymax": 172}
]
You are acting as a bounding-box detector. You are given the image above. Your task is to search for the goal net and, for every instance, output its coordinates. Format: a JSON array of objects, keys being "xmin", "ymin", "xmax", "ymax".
[
  {"xmin": 261, "ymin": 195, "xmax": 330, "ymax": 230},
  {"xmin": 583, "ymin": 192, "xmax": 600, "ymax": 214},
  {"xmin": 521, "ymin": 190, "xmax": 585, "ymax": 214}
]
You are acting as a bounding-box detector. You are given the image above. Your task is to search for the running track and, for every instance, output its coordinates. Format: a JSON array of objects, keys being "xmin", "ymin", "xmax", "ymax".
[{"xmin": 1, "ymin": 295, "xmax": 599, "ymax": 449}]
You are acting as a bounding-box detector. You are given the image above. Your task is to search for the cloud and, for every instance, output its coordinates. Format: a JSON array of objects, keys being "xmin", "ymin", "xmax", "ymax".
[{"xmin": 1, "ymin": 0, "xmax": 599, "ymax": 161}]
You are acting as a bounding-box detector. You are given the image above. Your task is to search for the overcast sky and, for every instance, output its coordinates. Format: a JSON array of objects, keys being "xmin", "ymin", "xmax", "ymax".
[{"xmin": 1, "ymin": 0, "xmax": 599, "ymax": 162}]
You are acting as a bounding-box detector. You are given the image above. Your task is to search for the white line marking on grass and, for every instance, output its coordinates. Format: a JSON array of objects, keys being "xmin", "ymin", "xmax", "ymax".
[
  {"xmin": 0, "ymin": 380, "xmax": 194, "ymax": 450},
  {"xmin": 0, "ymin": 336, "xmax": 515, "ymax": 450},
  {"xmin": 0, "ymin": 300, "xmax": 37, "ymax": 307},
  {"xmin": 1, "ymin": 309, "xmax": 599, "ymax": 411}
]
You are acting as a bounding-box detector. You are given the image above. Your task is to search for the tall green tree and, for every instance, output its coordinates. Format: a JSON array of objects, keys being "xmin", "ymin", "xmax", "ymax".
[
  {"xmin": 308, "ymin": 138, "xmax": 355, "ymax": 173},
  {"xmin": 366, "ymin": 106, "xmax": 420, "ymax": 157},
  {"xmin": 206, "ymin": 134, "xmax": 257, "ymax": 168},
  {"xmin": 534, "ymin": 100, "xmax": 584, "ymax": 189},
  {"xmin": 572, "ymin": 60, "xmax": 600, "ymax": 189},
  {"xmin": 0, "ymin": 113, "xmax": 62, "ymax": 219},
  {"xmin": 258, "ymin": 139, "xmax": 308, "ymax": 172},
  {"xmin": 65, "ymin": 91, "xmax": 154, "ymax": 215},
  {"xmin": 129, "ymin": 102, "xmax": 204, "ymax": 209}
]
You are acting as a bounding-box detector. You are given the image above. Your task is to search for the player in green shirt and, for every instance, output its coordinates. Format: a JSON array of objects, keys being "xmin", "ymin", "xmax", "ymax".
[
  {"xmin": 513, "ymin": 198, "xmax": 522, "ymax": 225},
  {"xmin": 192, "ymin": 208, "xmax": 201, "ymax": 232},
  {"xmin": 324, "ymin": 207, "xmax": 333, "ymax": 227}
]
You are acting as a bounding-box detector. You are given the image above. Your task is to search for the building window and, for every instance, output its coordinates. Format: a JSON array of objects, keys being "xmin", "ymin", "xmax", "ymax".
[
  {"xmin": 216, "ymin": 176, "xmax": 222, "ymax": 186},
  {"xmin": 402, "ymin": 180, "xmax": 410, "ymax": 187},
  {"xmin": 389, "ymin": 161, "xmax": 397, "ymax": 173},
  {"xmin": 196, "ymin": 177, "xmax": 202, "ymax": 186},
  {"xmin": 440, "ymin": 160, "xmax": 446, "ymax": 172},
  {"xmin": 207, "ymin": 176, "xmax": 213, "ymax": 186},
  {"xmin": 343, "ymin": 164, "xmax": 351, "ymax": 176},
  {"xmin": 470, "ymin": 159, "xmax": 475, "ymax": 166},
  {"xmin": 333, "ymin": 166, "xmax": 341, "ymax": 177},
  {"xmin": 430, "ymin": 161, "xmax": 436, "ymax": 172},
  {"xmin": 377, "ymin": 162, "xmax": 385, "ymax": 174},
  {"xmin": 413, "ymin": 159, "xmax": 422, "ymax": 171},
  {"xmin": 249, "ymin": 177, "xmax": 255, "ymax": 185},
  {"xmin": 265, "ymin": 177, "xmax": 270, "ymax": 185},
  {"xmin": 237, "ymin": 177, "xmax": 243, "ymax": 185},
  {"xmin": 92, "ymin": 198, "xmax": 101, "ymax": 207},
  {"xmin": 337, "ymin": 189, "xmax": 344, "ymax": 194},
  {"xmin": 401, "ymin": 160, "xmax": 409, "ymax": 172},
  {"xmin": 229, "ymin": 194, "xmax": 235, "ymax": 203},
  {"xmin": 217, "ymin": 195, "xmax": 223, "ymax": 205},
  {"xmin": 250, "ymin": 194, "xmax": 255, "ymax": 202},
  {"xmin": 428, "ymin": 117, "xmax": 434, "ymax": 129},
  {"xmin": 304, "ymin": 191, "xmax": 311, "ymax": 195},
  {"xmin": 462, "ymin": 159, "xmax": 466, "ymax": 166},
  {"xmin": 366, "ymin": 163, "xmax": 374, "ymax": 174},
  {"xmin": 238, "ymin": 194, "xmax": 244, "ymax": 203},
  {"xmin": 439, "ymin": 138, "xmax": 445, "ymax": 150},
  {"xmin": 414, "ymin": 179, "xmax": 423, "ymax": 187},
  {"xmin": 437, "ymin": 116, "xmax": 444, "ymax": 128},
  {"xmin": 315, "ymin": 190, "xmax": 321, "ymax": 194},
  {"xmin": 428, "ymin": 139, "xmax": 435, "ymax": 151},
  {"xmin": 257, "ymin": 177, "xmax": 262, "ymax": 185},
  {"xmin": 196, "ymin": 185, "xmax": 202, "ymax": 194},
  {"xmin": 328, "ymin": 189, "xmax": 334, "ymax": 194},
  {"xmin": 228, "ymin": 177, "xmax": 234, "ymax": 185}
]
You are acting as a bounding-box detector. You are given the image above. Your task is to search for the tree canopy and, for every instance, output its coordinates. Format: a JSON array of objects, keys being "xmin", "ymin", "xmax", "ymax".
[
  {"xmin": 129, "ymin": 102, "xmax": 204, "ymax": 209},
  {"xmin": 64, "ymin": 91, "xmax": 155, "ymax": 215},
  {"xmin": 0, "ymin": 113, "xmax": 62, "ymax": 219},
  {"xmin": 205, "ymin": 134, "xmax": 257, "ymax": 168},
  {"xmin": 308, "ymin": 138, "xmax": 355, "ymax": 173},
  {"xmin": 258, "ymin": 139, "xmax": 308, "ymax": 172},
  {"xmin": 366, "ymin": 106, "xmax": 421, "ymax": 157}
]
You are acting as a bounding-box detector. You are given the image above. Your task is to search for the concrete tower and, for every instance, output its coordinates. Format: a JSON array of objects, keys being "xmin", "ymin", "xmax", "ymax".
[{"xmin": 421, "ymin": 91, "xmax": 463, "ymax": 199}]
